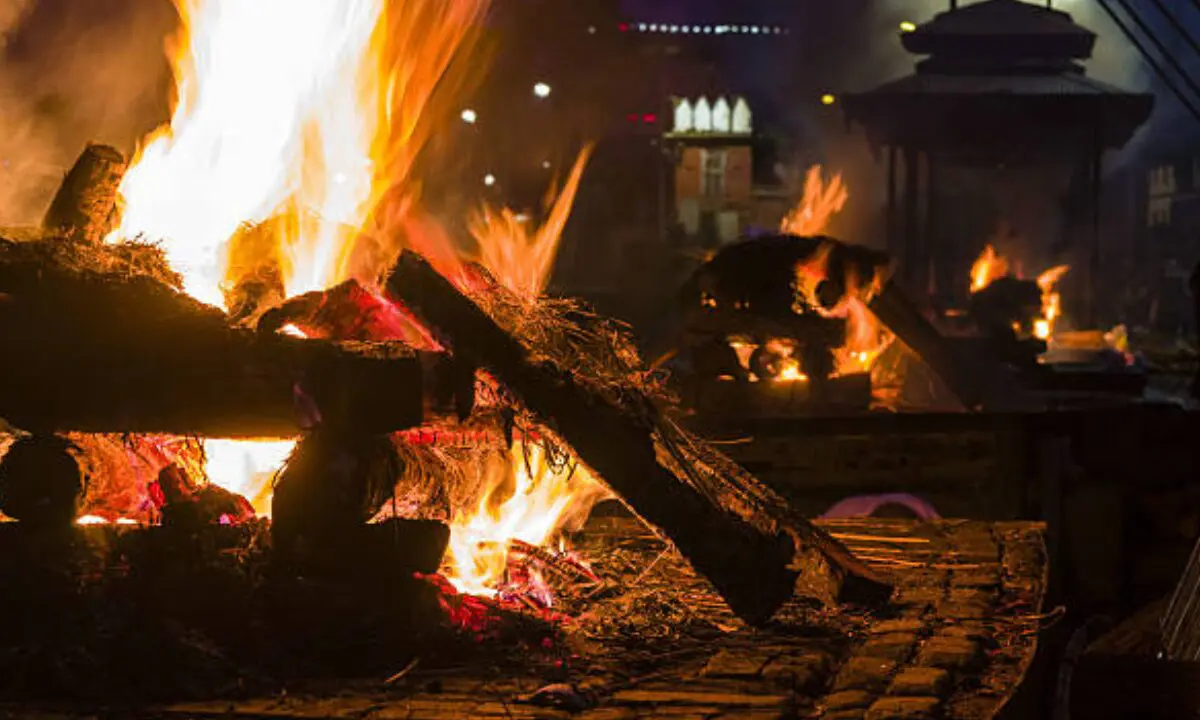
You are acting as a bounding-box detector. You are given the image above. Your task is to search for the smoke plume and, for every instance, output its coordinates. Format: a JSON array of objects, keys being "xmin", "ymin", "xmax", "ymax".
[{"xmin": 0, "ymin": 0, "xmax": 177, "ymax": 228}]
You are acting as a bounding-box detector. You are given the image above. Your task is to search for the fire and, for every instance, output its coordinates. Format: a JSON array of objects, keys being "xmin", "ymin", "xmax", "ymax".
[
  {"xmin": 780, "ymin": 165, "xmax": 848, "ymax": 237},
  {"xmin": 469, "ymin": 147, "xmax": 593, "ymax": 301},
  {"xmin": 970, "ymin": 245, "xmax": 1008, "ymax": 293},
  {"xmin": 444, "ymin": 440, "xmax": 605, "ymax": 597},
  {"xmin": 1036, "ymin": 265, "xmax": 1069, "ymax": 340},
  {"xmin": 108, "ymin": 0, "xmax": 486, "ymax": 513},
  {"xmin": 967, "ymin": 244, "xmax": 1070, "ymax": 340}
]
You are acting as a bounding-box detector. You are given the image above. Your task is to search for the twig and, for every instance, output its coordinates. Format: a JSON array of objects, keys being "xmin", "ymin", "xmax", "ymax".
[{"xmin": 383, "ymin": 656, "xmax": 421, "ymax": 686}]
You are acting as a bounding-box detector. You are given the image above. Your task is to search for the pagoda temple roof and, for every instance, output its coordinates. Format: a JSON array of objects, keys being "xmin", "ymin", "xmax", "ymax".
[{"xmin": 840, "ymin": 0, "xmax": 1153, "ymax": 159}]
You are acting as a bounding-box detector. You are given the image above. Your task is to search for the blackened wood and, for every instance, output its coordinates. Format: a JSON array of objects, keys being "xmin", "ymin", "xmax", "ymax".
[
  {"xmin": 869, "ymin": 279, "xmax": 1037, "ymax": 411},
  {"xmin": 389, "ymin": 251, "xmax": 844, "ymax": 625},
  {"xmin": 1191, "ymin": 261, "xmax": 1200, "ymax": 401},
  {"xmin": 42, "ymin": 144, "xmax": 126, "ymax": 244},
  {"xmin": 0, "ymin": 263, "xmax": 423, "ymax": 437},
  {"xmin": 0, "ymin": 435, "xmax": 83, "ymax": 527}
]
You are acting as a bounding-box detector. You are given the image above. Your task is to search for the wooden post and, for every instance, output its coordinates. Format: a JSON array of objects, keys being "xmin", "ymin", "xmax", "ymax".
[
  {"xmin": 903, "ymin": 146, "xmax": 921, "ymax": 291},
  {"xmin": 1088, "ymin": 142, "xmax": 1102, "ymax": 328},
  {"xmin": 42, "ymin": 144, "xmax": 127, "ymax": 244}
]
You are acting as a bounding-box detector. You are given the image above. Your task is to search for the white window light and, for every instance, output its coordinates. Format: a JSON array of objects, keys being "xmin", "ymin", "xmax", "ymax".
[
  {"xmin": 674, "ymin": 98, "xmax": 694, "ymax": 133},
  {"xmin": 712, "ymin": 96, "xmax": 732, "ymax": 133},
  {"xmin": 694, "ymin": 96, "xmax": 713, "ymax": 133},
  {"xmin": 732, "ymin": 97, "xmax": 752, "ymax": 134}
]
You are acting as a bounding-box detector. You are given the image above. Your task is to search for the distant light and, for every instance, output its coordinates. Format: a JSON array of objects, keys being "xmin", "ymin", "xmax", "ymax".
[
  {"xmin": 669, "ymin": 25, "xmax": 678, "ymax": 33},
  {"xmin": 649, "ymin": 23, "xmax": 658, "ymax": 31},
  {"xmin": 821, "ymin": 93, "xmax": 836, "ymax": 106},
  {"xmin": 681, "ymin": 25, "xmax": 690, "ymax": 33},
  {"xmin": 703, "ymin": 26, "xmax": 712, "ymax": 34},
  {"xmin": 514, "ymin": 213, "xmax": 531, "ymax": 223},
  {"xmin": 751, "ymin": 26, "xmax": 760, "ymax": 34},
  {"xmin": 588, "ymin": 25, "xmax": 596, "ymax": 34},
  {"xmin": 899, "ymin": 20, "xmax": 917, "ymax": 33},
  {"xmin": 693, "ymin": 25, "xmax": 701, "ymax": 33},
  {"xmin": 626, "ymin": 113, "xmax": 639, "ymax": 122},
  {"xmin": 541, "ymin": 160, "xmax": 551, "ymax": 169},
  {"xmin": 637, "ymin": 23, "xmax": 646, "ymax": 31},
  {"xmin": 484, "ymin": 173, "xmax": 496, "ymax": 186},
  {"xmin": 533, "ymin": 82, "xmax": 552, "ymax": 98},
  {"xmin": 618, "ymin": 22, "xmax": 629, "ymax": 32},
  {"xmin": 460, "ymin": 108, "xmax": 477, "ymax": 124},
  {"xmin": 643, "ymin": 113, "xmax": 658, "ymax": 123}
]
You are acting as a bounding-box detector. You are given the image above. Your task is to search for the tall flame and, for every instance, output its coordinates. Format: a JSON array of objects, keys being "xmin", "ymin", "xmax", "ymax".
[
  {"xmin": 1035, "ymin": 265, "xmax": 1069, "ymax": 340},
  {"xmin": 111, "ymin": 0, "xmax": 487, "ymax": 305},
  {"xmin": 780, "ymin": 165, "xmax": 848, "ymax": 237},
  {"xmin": 109, "ymin": 0, "xmax": 487, "ymax": 510},
  {"xmin": 468, "ymin": 147, "xmax": 593, "ymax": 301}
]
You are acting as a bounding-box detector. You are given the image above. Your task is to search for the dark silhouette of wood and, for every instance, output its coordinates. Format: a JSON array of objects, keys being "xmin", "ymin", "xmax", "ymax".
[
  {"xmin": 42, "ymin": 144, "xmax": 127, "ymax": 244},
  {"xmin": 386, "ymin": 251, "xmax": 886, "ymax": 625},
  {"xmin": 0, "ymin": 262, "xmax": 424, "ymax": 437}
]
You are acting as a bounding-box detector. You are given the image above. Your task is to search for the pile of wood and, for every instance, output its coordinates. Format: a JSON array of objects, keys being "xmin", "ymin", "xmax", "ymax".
[{"xmin": 0, "ymin": 143, "xmax": 894, "ymax": 627}]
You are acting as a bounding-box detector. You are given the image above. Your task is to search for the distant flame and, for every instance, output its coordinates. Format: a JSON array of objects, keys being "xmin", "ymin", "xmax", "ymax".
[
  {"xmin": 1036, "ymin": 265, "xmax": 1069, "ymax": 340},
  {"xmin": 968, "ymin": 244, "xmax": 1069, "ymax": 339},
  {"xmin": 970, "ymin": 245, "xmax": 1008, "ymax": 293},
  {"xmin": 444, "ymin": 440, "xmax": 606, "ymax": 597},
  {"xmin": 780, "ymin": 165, "xmax": 847, "ymax": 237}
]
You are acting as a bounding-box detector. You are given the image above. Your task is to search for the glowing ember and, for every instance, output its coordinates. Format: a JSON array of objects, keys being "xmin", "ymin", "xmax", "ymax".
[
  {"xmin": 202, "ymin": 438, "xmax": 294, "ymax": 516},
  {"xmin": 780, "ymin": 165, "xmax": 848, "ymax": 237},
  {"xmin": 444, "ymin": 440, "xmax": 606, "ymax": 598}
]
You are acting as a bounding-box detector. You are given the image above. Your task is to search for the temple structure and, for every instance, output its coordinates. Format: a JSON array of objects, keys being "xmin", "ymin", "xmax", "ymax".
[{"xmin": 841, "ymin": 0, "xmax": 1154, "ymax": 323}]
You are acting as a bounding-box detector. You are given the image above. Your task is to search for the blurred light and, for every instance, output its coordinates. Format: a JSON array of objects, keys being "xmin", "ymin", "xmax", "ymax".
[
  {"xmin": 821, "ymin": 94, "xmax": 836, "ymax": 106},
  {"xmin": 751, "ymin": 26, "xmax": 760, "ymax": 34},
  {"xmin": 681, "ymin": 25, "xmax": 690, "ymax": 33},
  {"xmin": 588, "ymin": 25, "xmax": 596, "ymax": 34},
  {"xmin": 514, "ymin": 213, "xmax": 530, "ymax": 223},
  {"xmin": 541, "ymin": 160, "xmax": 551, "ymax": 169},
  {"xmin": 460, "ymin": 108, "xmax": 478, "ymax": 124},
  {"xmin": 899, "ymin": 21, "xmax": 917, "ymax": 32},
  {"xmin": 637, "ymin": 23, "xmax": 646, "ymax": 31},
  {"xmin": 692, "ymin": 25, "xmax": 701, "ymax": 33},
  {"xmin": 649, "ymin": 23, "xmax": 658, "ymax": 31},
  {"xmin": 484, "ymin": 173, "xmax": 496, "ymax": 186},
  {"xmin": 618, "ymin": 22, "xmax": 629, "ymax": 32},
  {"xmin": 534, "ymin": 82, "xmax": 552, "ymax": 98},
  {"xmin": 643, "ymin": 113, "xmax": 657, "ymax": 123},
  {"xmin": 626, "ymin": 113, "xmax": 639, "ymax": 122},
  {"xmin": 703, "ymin": 26, "xmax": 712, "ymax": 34},
  {"xmin": 669, "ymin": 25, "xmax": 678, "ymax": 33}
]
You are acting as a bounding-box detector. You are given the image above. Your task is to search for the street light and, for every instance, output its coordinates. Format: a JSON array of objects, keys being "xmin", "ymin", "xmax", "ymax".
[
  {"xmin": 533, "ymin": 82, "xmax": 552, "ymax": 99},
  {"xmin": 461, "ymin": 108, "xmax": 478, "ymax": 124}
]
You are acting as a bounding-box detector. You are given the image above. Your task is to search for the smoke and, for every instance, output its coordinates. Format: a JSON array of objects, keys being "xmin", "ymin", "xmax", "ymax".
[
  {"xmin": 846, "ymin": 0, "xmax": 1148, "ymax": 92},
  {"xmin": 0, "ymin": 0, "xmax": 177, "ymax": 228}
]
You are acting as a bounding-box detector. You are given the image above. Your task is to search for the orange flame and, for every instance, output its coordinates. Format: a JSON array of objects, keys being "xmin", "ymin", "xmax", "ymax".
[
  {"xmin": 468, "ymin": 147, "xmax": 592, "ymax": 301},
  {"xmin": 108, "ymin": 0, "xmax": 487, "ymax": 514},
  {"xmin": 1035, "ymin": 265, "xmax": 1069, "ymax": 340},
  {"xmin": 444, "ymin": 440, "xmax": 606, "ymax": 596},
  {"xmin": 970, "ymin": 245, "xmax": 1009, "ymax": 293},
  {"xmin": 780, "ymin": 165, "xmax": 848, "ymax": 237}
]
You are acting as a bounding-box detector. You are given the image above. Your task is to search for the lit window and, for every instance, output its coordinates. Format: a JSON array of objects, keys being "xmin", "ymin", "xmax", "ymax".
[
  {"xmin": 702, "ymin": 149, "xmax": 727, "ymax": 197},
  {"xmin": 732, "ymin": 97, "xmax": 752, "ymax": 134},
  {"xmin": 694, "ymin": 96, "xmax": 713, "ymax": 132},
  {"xmin": 673, "ymin": 98, "xmax": 694, "ymax": 133},
  {"xmin": 712, "ymin": 97, "xmax": 732, "ymax": 133}
]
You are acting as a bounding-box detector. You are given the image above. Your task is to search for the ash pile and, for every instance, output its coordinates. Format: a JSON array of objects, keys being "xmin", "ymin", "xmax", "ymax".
[{"xmin": 0, "ymin": 145, "xmax": 890, "ymax": 702}]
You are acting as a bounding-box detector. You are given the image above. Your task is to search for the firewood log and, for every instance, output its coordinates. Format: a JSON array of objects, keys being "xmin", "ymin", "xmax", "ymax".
[
  {"xmin": 0, "ymin": 434, "xmax": 84, "ymax": 528},
  {"xmin": 386, "ymin": 251, "xmax": 884, "ymax": 625},
  {"xmin": 41, "ymin": 144, "xmax": 126, "ymax": 244},
  {"xmin": 0, "ymin": 262, "xmax": 424, "ymax": 437}
]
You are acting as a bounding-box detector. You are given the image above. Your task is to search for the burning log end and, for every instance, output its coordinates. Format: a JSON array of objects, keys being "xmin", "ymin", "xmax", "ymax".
[
  {"xmin": 154, "ymin": 464, "xmax": 255, "ymax": 529},
  {"xmin": 0, "ymin": 434, "xmax": 85, "ymax": 528},
  {"xmin": 42, "ymin": 143, "xmax": 127, "ymax": 244}
]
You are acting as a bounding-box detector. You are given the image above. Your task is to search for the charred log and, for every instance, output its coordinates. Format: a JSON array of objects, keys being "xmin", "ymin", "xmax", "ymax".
[
  {"xmin": 967, "ymin": 277, "xmax": 1046, "ymax": 366},
  {"xmin": 0, "ymin": 435, "xmax": 84, "ymax": 528},
  {"xmin": 0, "ymin": 262, "xmax": 424, "ymax": 437},
  {"xmin": 386, "ymin": 251, "xmax": 884, "ymax": 625},
  {"xmin": 271, "ymin": 430, "xmax": 405, "ymax": 570},
  {"xmin": 41, "ymin": 144, "xmax": 126, "ymax": 244},
  {"xmin": 154, "ymin": 464, "xmax": 255, "ymax": 529},
  {"xmin": 869, "ymin": 279, "xmax": 1036, "ymax": 412}
]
